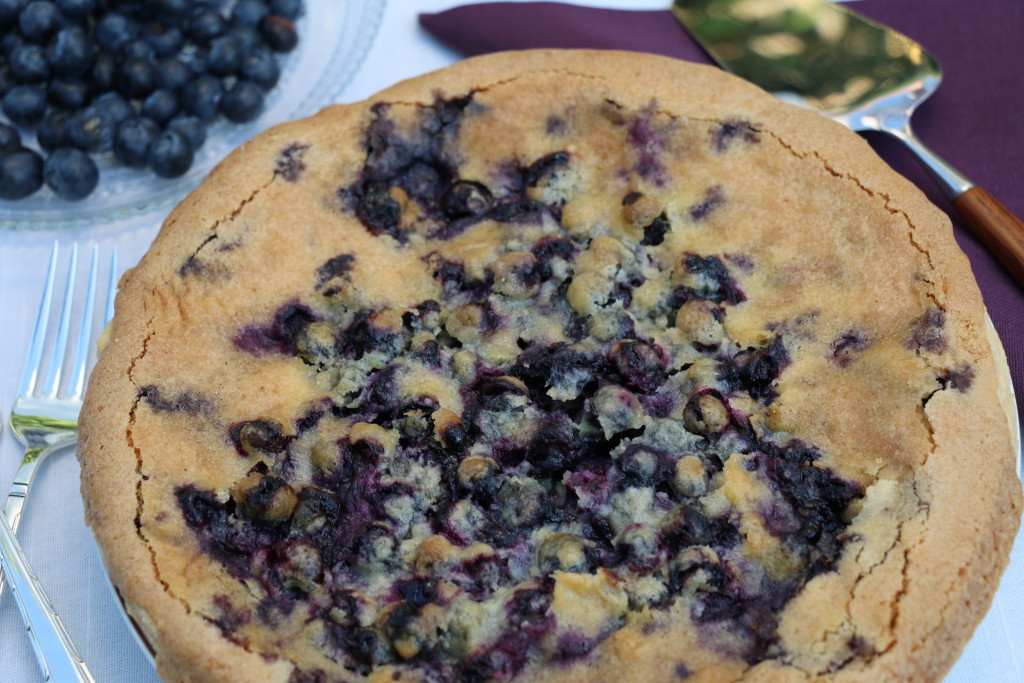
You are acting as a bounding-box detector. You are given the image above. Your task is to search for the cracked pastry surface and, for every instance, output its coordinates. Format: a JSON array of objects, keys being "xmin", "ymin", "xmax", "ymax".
[{"xmin": 78, "ymin": 51, "xmax": 1021, "ymax": 683}]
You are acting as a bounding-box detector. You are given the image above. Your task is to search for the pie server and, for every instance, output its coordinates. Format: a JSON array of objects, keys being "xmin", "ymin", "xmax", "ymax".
[{"xmin": 671, "ymin": 0, "xmax": 1024, "ymax": 287}]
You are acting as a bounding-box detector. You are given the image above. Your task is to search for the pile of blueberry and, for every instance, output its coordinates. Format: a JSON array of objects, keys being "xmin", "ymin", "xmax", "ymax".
[{"xmin": 0, "ymin": 0, "xmax": 303, "ymax": 202}]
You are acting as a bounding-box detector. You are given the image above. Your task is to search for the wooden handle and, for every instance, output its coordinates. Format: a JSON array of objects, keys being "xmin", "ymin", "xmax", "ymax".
[{"xmin": 954, "ymin": 186, "xmax": 1024, "ymax": 286}]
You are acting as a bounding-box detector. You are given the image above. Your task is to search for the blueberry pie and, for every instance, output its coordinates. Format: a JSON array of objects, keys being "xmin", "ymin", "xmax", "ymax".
[{"xmin": 79, "ymin": 51, "xmax": 1021, "ymax": 682}]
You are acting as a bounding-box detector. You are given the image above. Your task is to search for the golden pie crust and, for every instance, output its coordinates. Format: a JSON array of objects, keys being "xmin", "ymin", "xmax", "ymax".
[{"xmin": 79, "ymin": 51, "xmax": 1021, "ymax": 683}]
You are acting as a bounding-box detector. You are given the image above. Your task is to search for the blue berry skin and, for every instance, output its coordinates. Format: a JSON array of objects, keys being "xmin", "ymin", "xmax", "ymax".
[
  {"xmin": 93, "ymin": 91, "xmax": 134, "ymax": 126},
  {"xmin": 270, "ymin": 0, "xmax": 303, "ymax": 20},
  {"xmin": 9, "ymin": 44, "xmax": 50, "ymax": 83},
  {"xmin": 0, "ymin": 122, "xmax": 21, "ymax": 150},
  {"xmin": 187, "ymin": 8, "xmax": 226, "ymax": 45},
  {"xmin": 2, "ymin": 85, "xmax": 47, "ymax": 126},
  {"xmin": 66, "ymin": 104, "xmax": 116, "ymax": 152},
  {"xmin": 206, "ymin": 35, "xmax": 242, "ymax": 76},
  {"xmin": 46, "ymin": 25, "xmax": 93, "ymax": 78},
  {"xmin": 0, "ymin": 64, "xmax": 14, "ymax": 96},
  {"xmin": 260, "ymin": 15, "xmax": 297, "ymax": 52},
  {"xmin": 0, "ymin": 0, "xmax": 28, "ymax": 28},
  {"xmin": 117, "ymin": 57, "xmax": 156, "ymax": 99},
  {"xmin": 220, "ymin": 79, "xmax": 264, "ymax": 122},
  {"xmin": 119, "ymin": 37, "xmax": 154, "ymax": 61},
  {"xmin": 147, "ymin": 128, "xmax": 192, "ymax": 177},
  {"xmin": 227, "ymin": 25, "xmax": 261, "ymax": 53},
  {"xmin": 113, "ymin": 116, "xmax": 158, "ymax": 167},
  {"xmin": 88, "ymin": 51, "xmax": 116, "ymax": 93},
  {"xmin": 2, "ymin": 31, "xmax": 24, "ymax": 58},
  {"xmin": 142, "ymin": 23, "xmax": 183, "ymax": 57},
  {"xmin": 47, "ymin": 77, "xmax": 90, "ymax": 108},
  {"xmin": 35, "ymin": 107, "xmax": 71, "ymax": 151},
  {"xmin": 153, "ymin": 0, "xmax": 188, "ymax": 22},
  {"xmin": 166, "ymin": 113, "xmax": 205, "ymax": 151},
  {"xmin": 95, "ymin": 13, "xmax": 140, "ymax": 53},
  {"xmin": 43, "ymin": 146, "xmax": 98, "ymax": 200},
  {"xmin": 154, "ymin": 57, "xmax": 190, "ymax": 92},
  {"xmin": 18, "ymin": 1, "xmax": 64, "ymax": 43},
  {"xmin": 182, "ymin": 74, "xmax": 222, "ymax": 121},
  {"xmin": 231, "ymin": 0, "xmax": 269, "ymax": 28},
  {"xmin": 0, "ymin": 147, "xmax": 44, "ymax": 199},
  {"xmin": 54, "ymin": 0, "xmax": 94, "ymax": 22},
  {"xmin": 239, "ymin": 48, "xmax": 279, "ymax": 90},
  {"xmin": 140, "ymin": 88, "xmax": 177, "ymax": 124}
]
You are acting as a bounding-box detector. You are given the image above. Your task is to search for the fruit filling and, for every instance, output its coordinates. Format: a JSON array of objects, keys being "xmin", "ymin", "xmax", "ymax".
[{"xmin": 165, "ymin": 92, "xmax": 883, "ymax": 680}]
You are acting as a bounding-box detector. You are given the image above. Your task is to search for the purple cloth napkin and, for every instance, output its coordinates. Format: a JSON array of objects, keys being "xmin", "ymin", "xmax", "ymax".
[{"xmin": 421, "ymin": 1, "xmax": 1024, "ymax": 423}]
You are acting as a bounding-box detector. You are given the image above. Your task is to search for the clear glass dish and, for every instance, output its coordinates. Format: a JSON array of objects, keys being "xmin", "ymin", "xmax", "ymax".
[{"xmin": 0, "ymin": 0, "xmax": 385, "ymax": 231}]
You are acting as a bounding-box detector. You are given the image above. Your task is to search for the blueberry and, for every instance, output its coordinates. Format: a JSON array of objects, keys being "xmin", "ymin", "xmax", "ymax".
[
  {"xmin": 140, "ymin": 88, "xmax": 177, "ymax": 124},
  {"xmin": 187, "ymin": 7, "xmax": 226, "ymax": 44},
  {"xmin": 230, "ymin": 0, "xmax": 268, "ymax": 27},
  {"xmin": 0, "ymin": 147, "xmax": 43, "ymax": 199},
  {"xmin": 88, "ymin": 51, "xmax": 117, "ymax": 92},
  {"xmin": 166, "ymin": 113, "xmax": 204, "ymax": 150},
  {"xmin": 260, "ymin": 15, "xmax": 297, "ymax": 52},
  {"xmin": 154, "ymin": 57, "xmax": 189, "ymax": 91},
  {"xmin": 239, "ymin": 48, "xmax": 279, "ymax": 90},
  {"xmin": 47, "ymin": 77, "xmax": 90, "ymax": 108},
  {"xmin": 119, "ymin": 37, "xmax": 154, "ymax": 61},
  {"xmin": 186, "ymin": 47, "xmax": 209, "ymax": 76},
  {"xmin": 142, "ymin": 22, "xmax": 183, "ymax": 57},
  {"xmin": 113, "ymin": 116, "xmax": 157, "ymax": 167},
  {"xmin": 152, "ymin": 0, "xmax": 187, "ymax": 22},
  {"xmin": 181, "ymin": 74, "xmax": 222, "ymax": 121},
  {"xmin": 2, "ymin": 85, "xmax": 47, "ymax": 126},
  {"xmin": 270, "ymin": 0, "xmax": 302, "ymax": 20},
  {"xmin": 117, "ymin": 57, "xmax": 156, "ymax": 98},
  {"xmin": 1, "ymin": 31, "xmax": 25, "ymax": 58},
  {"xmin": 94, "ymin": 12, "xmax": 140, "ymax": 53},
  {"xmin": 497, "ymin": 478, "xmax": 550, "ymax": 530},
  {"xmin": 43, "ymin": 146, "xmax": 98, "ymax": 200},
  {"xmin": 206, "ymin": 35, "xmax": 242, "ymax": 76},
  {"xmin": 354, "ymin": 180, "xmax": 401, "ymax": 236},
  {"xmin": 66, "ymin": 105, "xmax": 116, "ymax": 152},
  {"xmin": 219, "ymin": 79, "xmax": 263, "ymax": 122},
  {"xmin": 0, "ymin": 0, "xmax": 27, "ymax": 27},
  {"xmin": 234, "ymin": 473, "xmax": 297, "ymax": 523},
  {"xmin": 290, "ymin": 487, "xmax": 339, "ymax": 536},
  {"xmin": 54, "ymin": 0, "xmax": 93, "ymax": 22},
  {"xmin": 93, "ymin": 91, "xmax": 134, "ymax": 126},
  {"xmin": 147, "ymin": 128, "xmax": 192, "ymax": 177},
  {"xmin": 610, "ymin": 339, "xmax": 667, "ymax": 394},
  {"xmin": 0, "ymin": 64, "xmax": 14, "ymax": 96},
  {"xmin": 0, "ymin": 122, "xmax": 20, "ymax": 150},
  {"xmin": 35, "ymin": 107, "xmax": 70, "ymax": 150},
  {"xmin": 440, "ymin": 180, "xmax": 492, "ymax": 220},
  {"xmin": 8, "ymin": 44, "xmax": 50, "ymax": 83},
  {"xmin": 46, "ymin": 25, "xmax": 93, "ymax": 78},
  {"xmin": 227, "ymin": 24, "xmax": 262, "ymax": 53},
  {"xmin": 18, "ymin": 1, "xmax": 64, "ymax": 43}
]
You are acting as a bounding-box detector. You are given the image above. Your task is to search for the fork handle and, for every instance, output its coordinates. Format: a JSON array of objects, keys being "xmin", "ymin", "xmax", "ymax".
[
  {"xmin": 0, "ymin": 509, "xmax": 97, "ymax": 683},
  {"xmin": 954, "ymin": 187, "xmax": 1024, "ymax": 286}
]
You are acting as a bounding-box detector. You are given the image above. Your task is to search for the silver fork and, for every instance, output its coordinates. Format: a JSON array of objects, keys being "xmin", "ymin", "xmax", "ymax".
[
  {"xmin": 0, "ymin": 241, "xmax": 115, "ymax": 682},
  {"xmin": 2, "ymin": 242, "xmax": 117, "ymax": 595}
]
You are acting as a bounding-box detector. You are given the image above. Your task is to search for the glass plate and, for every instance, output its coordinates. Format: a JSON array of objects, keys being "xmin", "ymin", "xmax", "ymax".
[{"xmin": 0, "ymin": 0, "xmax": 385, "ymax": 231}]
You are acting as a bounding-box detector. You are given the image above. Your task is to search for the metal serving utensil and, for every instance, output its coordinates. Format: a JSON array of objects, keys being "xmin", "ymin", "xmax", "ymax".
[{"xmin": 672, "ymin": 0, "xmax": 1024, "ymax": 286}]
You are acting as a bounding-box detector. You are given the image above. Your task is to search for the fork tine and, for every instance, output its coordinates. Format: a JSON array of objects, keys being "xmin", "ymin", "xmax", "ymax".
[
  {"xmin": 68, "ymin": 245, "xmax": 99, "ymax": 401},
  {"xmin": 17, "ymin": 242, "xmax": 59, "ymax": 397},
  {"xmin": 42, "ymin": 243, "xmax": 78, "ymax": 398},
  {"xmin": 104, "ymin": 247, "xmax": 118, "ymax": 324}
]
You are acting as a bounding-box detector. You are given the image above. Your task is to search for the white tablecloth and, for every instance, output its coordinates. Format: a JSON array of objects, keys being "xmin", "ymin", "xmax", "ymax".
[{"xmin": 1, "ymin": 1, "xmax": 1021, "ymax": 681}]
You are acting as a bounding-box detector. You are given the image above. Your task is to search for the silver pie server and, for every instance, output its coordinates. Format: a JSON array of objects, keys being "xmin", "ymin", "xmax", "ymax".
[{"xmin": 672, "ymin": 0, "xmax": 1024, "ymax": 287}]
